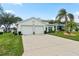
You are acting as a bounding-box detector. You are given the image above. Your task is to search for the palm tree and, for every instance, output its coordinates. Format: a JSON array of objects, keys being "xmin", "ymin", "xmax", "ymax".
[
  {"xmin": 67, "ymin": 21, "xmax": 77, "ymax": 32},
  {"xmin": 67, "ymin": 13, "xmax": 77, "ymax": 32},
  {"xmin": 56, "ymin": 8, "xmax": 75, "ymax": 32}
]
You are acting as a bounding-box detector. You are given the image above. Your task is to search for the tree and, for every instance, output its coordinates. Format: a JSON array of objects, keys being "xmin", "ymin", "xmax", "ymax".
[
  {"xmin": 0, "ymin": 4, "xmax": 4, "ymax": 14},
  {"xmin": 0, "ymin": 4, "xmax": 22, "ymax": 25},
  {"xmin": 55, "ymin": 8, "xmax": 75, "ymax": 32},
  {"xmin": 1, "ymin": 12, "xmax": 22, "ymax": 24},
  {"xmin": 49, "ymin": 20, "xmax": 54, "ymax": 24},
  {"xmin": 67, "ymin": 21, "xmax": 77, "ymax": 32},
  {"xmin": 14, "ymin": 16, "xmax": 22, "ymax": 22},
  {"xmin": 0, "ymin": 12, "xmax": 22, "ymax": 32},
  {"xmin": 0, "ymin": 4, "xmax": 23, "ymax": 32},
  {"xmin": 0, "ymin": 4, "xmax": 4, "ymax": 25},
  {"xmin": 67, "ymin": 13, "xmax": 77, "ymax": 32}
]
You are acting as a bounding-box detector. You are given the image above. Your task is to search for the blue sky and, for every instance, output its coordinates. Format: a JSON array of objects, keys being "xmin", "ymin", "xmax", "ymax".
[{"xmin": 1, "ymin": 3, "xmax": 79, "ymax": 22}]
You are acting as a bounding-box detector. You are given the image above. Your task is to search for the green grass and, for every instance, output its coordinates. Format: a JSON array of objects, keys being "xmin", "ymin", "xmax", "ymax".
[
  {"xmin": 0, "ymin": 33, "xmax": 24, "ymax": 56},
  {"xmin": 49, "ymin": 31, "xmax": 79, "ymax": 41}
]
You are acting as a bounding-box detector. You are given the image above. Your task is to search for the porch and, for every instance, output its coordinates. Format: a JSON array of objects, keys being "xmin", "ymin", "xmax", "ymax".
[{"xmin": 46, "ymin": 24, "xmax": 65, "ymax": 32}]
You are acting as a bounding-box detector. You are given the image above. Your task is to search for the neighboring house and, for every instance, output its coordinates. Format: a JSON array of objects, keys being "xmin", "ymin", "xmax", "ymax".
[
  {"xmin": 10, "ymin": 23, "xmax": 17, "ymax": 33},
  {"xmin": 0, "ymin": 24, "xmax": 17, "ymax": 33},
  {"xmin": 16, "ymin": 17, "xmax": 64, "ymax": 35},
  {"xmin": 0, "ymin": 27, "xmax": 4, "ymax": 32},
  {"xmin": 0, "ymin": 25, "xmax": 5, "ymax": 32}
]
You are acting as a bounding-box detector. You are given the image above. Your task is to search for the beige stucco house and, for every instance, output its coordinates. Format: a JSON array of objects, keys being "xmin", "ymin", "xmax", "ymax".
[{"xmin": 16, "ymin": 17, "xmax": 59, "ymax": 35}]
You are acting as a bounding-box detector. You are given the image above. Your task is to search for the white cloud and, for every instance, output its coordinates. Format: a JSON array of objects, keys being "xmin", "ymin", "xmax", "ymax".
[
  {"xmin": 11, "ymin": 3, "xmax": 23, "ymax": 6},
  {"xmin": 0, "ymin": 0, "xmax": 23, "ymax": 3},
  {"xmin": 73, "ymin": 11, "xmax": 79, "ymax": 23},
  {"xmin": 52, "ymin": 17, "xmax": 55, "ymax": 20},
  {"xmin": 5, "ymin": 10, "xmax": 15, "ymax": 14},
  {"xmin": 75, "ymin": 11, "xmax": 79, "ymax": 15}
]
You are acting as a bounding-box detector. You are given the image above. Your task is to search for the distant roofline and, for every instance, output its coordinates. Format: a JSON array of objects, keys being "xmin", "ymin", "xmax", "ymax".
[
  {"xmin": 16, "ymin": 17, "xmax": 53, "ymax": 24},
  {"xmin": 16, "ymin": 17, "xmax": 79, "ymax": 25}
]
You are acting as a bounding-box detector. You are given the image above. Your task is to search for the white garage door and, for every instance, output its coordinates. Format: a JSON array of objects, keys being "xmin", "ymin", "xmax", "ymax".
[
  {"xmin": 21, "ymin": 25, "xmax": 44, "ymax": 35},
  {"xmin": 21, "ymin": 25, "xmax": 33, "ymax": 35},
  {"xmin": 35, "ymin": 26, "xmax": 44, "ymax": 34}
]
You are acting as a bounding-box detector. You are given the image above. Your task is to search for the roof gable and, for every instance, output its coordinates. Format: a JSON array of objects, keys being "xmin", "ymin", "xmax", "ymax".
[{"xmin": 17, "ymin": 17, "xmax": 49, "ymax": 25}]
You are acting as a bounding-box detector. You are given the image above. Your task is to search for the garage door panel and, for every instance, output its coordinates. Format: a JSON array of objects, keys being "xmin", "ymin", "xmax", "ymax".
[
  {"xmin": 21, "ymin": 26, "xmax": 33, "ymax": 35},
  {"xmin": 21, "ymin": 25, "xmax": 44, "ymax": 35},
  {"xmin": 35, "ymin": 26, "xmax": 44, "ymax": 34}
]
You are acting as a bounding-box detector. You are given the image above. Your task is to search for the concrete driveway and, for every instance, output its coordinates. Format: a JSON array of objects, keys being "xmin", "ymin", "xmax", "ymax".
[{"xmin": 22, "ymin": 34, "xmax": 79, "ymax": 56}]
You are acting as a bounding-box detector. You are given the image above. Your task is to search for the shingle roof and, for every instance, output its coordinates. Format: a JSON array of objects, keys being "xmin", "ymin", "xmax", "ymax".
[{"xmin": 16, "ymin": 17, "xmax": 52, "ymax": 24}]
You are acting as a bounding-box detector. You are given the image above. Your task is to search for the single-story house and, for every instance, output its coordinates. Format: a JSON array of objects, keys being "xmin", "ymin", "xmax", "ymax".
[
  {"xmin": 0, "ymin": 28, "xmax": 4, "ymax": 32},
  {"xmin": 16, "ymin": 17, "xmax": 64, "ymax": 35},
  {"xmin": 0, "ymin": 24, "xmax": 17, "ymax": 32},
  {"xmin": 10, "ymin": 23, "xmax": 17, "ymax": 33},
  {"xmin": 0, "ymin": 25, "xmax": 5, "ymax": 33}
]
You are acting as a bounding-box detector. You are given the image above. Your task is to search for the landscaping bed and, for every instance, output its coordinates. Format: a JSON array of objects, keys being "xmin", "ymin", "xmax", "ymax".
[
  {"xmin": 49, "ymin": 31, "xmax": 79, "ymax": 41},
  {"xmin": 0, "ymin": 33, "xmax": 24, "ymax": 56}
]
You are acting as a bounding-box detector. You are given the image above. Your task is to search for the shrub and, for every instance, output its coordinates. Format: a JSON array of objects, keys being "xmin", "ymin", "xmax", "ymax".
[
  {"xmin": 18, "ymin": 31, "xmax": 22, "ymax": 35},
  {"xmin": 52, "ymin": 30, "xmax": 56, "ymax": 33},
  {"xmin": 13, "ymin": 32, "xmax": 17, "ymax": 35},
  {"xmin": 13, "ymin": 30, "xmax": 17, "ymax": 35},
  {"xmin": 0, "ymin": 32, "xmax": 3, "ymax": 34},
  {"xmin": 12, "ymin": 28, "xmax": 17, "ymax": 35},
  {"xmin": 33, "ymin": 32, "xmax": 35, "ymax": 35},
  {"xmin": 44, "ymin": 30, "xmax": 47, "ymax": 34},
  {"xmin": 75, "ymin": 27, "xmax": 79, "ymax": 32}
]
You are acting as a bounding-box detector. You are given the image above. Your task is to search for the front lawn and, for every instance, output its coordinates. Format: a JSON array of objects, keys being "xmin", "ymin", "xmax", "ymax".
[
  {"xmin": 0, "ymin": 33, "xmax": 24, "ymax": 56},
  {"xmin": 49, "ymin": 31, "xmax": 79, "ymax": 41}
]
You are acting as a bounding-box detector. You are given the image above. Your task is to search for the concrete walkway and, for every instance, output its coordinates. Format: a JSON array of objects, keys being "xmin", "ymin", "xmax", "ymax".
[{"xmin": 22, "ymin": 34, "xmax": 79, "ymax": 56}]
